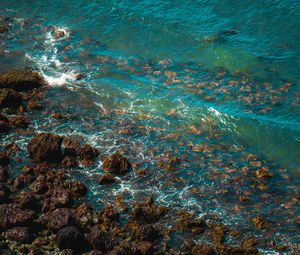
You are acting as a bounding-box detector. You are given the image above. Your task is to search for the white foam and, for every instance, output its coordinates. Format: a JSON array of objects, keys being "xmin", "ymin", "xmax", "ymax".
[{"xmin": 42, "ymin": 72, "xmax": 76, "ymax": 86}]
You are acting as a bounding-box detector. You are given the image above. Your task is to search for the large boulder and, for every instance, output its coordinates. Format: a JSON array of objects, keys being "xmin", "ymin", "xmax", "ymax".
[
  {"xmin": 102, "ymin": 154, "xmax": 131, "ymax": 175},
  {"xmin": 56, "ymin": 226, "xmax": 88, "ymax": 252},
  {"xmin": 0, "ymin": 89, "xmax": 22, "ymax": 108},
  {"xmin": 0, "ymin": 69, "xmax": 46, "ymax": 91},
  {"xmin": 27, "ymin": 133, "xmax": 63, "ymax": 163}
]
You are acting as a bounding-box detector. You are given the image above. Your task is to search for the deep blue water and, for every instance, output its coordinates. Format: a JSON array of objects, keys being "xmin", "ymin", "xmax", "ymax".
[{"xmin": 1, "ymin": 0, "xmax": 300, "ymax": 252}]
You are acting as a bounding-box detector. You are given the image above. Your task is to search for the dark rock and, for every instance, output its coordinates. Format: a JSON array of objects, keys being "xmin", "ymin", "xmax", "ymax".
[
  {"xmin": 27, "ymin": 133, "xmax": 63, "ymax": 163},
  {"xmin": 87, "ymin": 225, "xmax": 116, "ymax": 252},
  {"xmin": 0, "ymin": 204, "xmax": 35, "ymax": 229},
  {"xmin": 221, "ymin": 30, "xmax": 238, "ymax": 36},
  {"xmin": 0, "ymin": 69, "xmax": 46, "ymax": 91},
  {"xmin": 0, "ymin": 89, "xmax": 22, "ymax": 108},
  {"xmin": 98, "ymin": 173, "xmax": 116, "ymax": 185},
  {"xmin": 0, "ymin": 152, "xmax": 9, "ymax": 166},
  {"xmin": 61, "ymin": 156, "xmax": 77, "ymax": 168},
  {"xmin": 79, "ymin": 144, "xmax": 99, "ymax": 161},
  {"xmin": 10, "ymin": 115, "xmax": 29, "ymax": 128},
  {"xmin": 0, "ymin": 166, "xmax": 9, "ymax": 182},
  {"xmin": 0, "ymin": 183, "xmax": 10, "ymax": 203},
  {"xmin": 178, "ymin": 214, "xmax": 206, "ymax": 234},
  {"xmin": 46, "ymin": 208, "xmax": 76, "ymax": 231},
  {"xmin": 63, "ymin": 137, "xmax": 81, "ymax": 157},
  {"xmin": 27, "ymin": 99, "xmax": 43, "ymax": 110},
  {"xmin": 0, "ymin": 114, "xmax": 10, "ymax": 133},
  {"xmin": 57, "ymin": 226, "xmax": 88, "ymax": 252},
  {"xmin": 5, "ymin": 142, "xmax": 20, "ymax": 155},
  {"xmin": 102, "ymin": 154, "xmax": 131, "ymax": 175},
  {"xmin": 5, "ymin": 227, "xmax": 33, "ymax": 244},
  {"xmin": 192, "ymin": 244, "xmax": 216, "ymax": 255},
  {"xmin": 0, "ymin": 26, "xmax": 9, "ymax": 33}
]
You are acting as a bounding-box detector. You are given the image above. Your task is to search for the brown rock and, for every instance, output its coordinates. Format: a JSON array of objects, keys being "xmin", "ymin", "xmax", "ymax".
[
  {"xmin": 192, "ymin": 244, "xmax": 216, "ymax": 255},
  {"xmin": 102, "ymin": 154, "xmax": 131, "ymax": 175},
  {"xmin": 27, "ymin": 99, "xmax": 43, "ymax": 110},
  {"xmin": 47, "ymin": 188, "xmax": 73, "ymax": 208},
  {"xmin": 27, "ymin": 133, "xmax": 63, "ymax": 163},
  {"xmin": 251, "ymin": 216, "xmax": 267, "ymax": 229},
  {"xmin": 5, "ymin": 227, "xmax": 33, "ymax": 244},
  {"xmin": 132, "ymin": 201, "xmax": 168, "ymax": 224},
  {"xmin": 46, "ymin": 208, "xmax": 76, "ymax": 232},
  {"xmin": 0, "ymin": 69, "xmax": 46, "ymax": 91},
  {"xmin": 10, "ymin": 115, "xmax": 29, "ymax": 128},
  {"xmin": 79, "ymin": 144, "xmax": 99, "ymax": 161},
  {"xmin": 65, "ymin": 181, "xmax": 87, "ymax": 196},
  {"xmin": 61, "ymin": 156, "xmax": 77, "ymax": 168},
  {"xmin": 98, "ymin": 173, "xmax": 116, "ymax": 185},
  {"xmin": 63, "ymin": 137, "xmax": 81, "ymax": 157}
]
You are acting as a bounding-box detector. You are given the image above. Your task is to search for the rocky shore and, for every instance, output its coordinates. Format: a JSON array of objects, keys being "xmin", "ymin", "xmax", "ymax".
[{"xmin": 0, "ymin": 68, "xmax": 295, "ymax": 255}]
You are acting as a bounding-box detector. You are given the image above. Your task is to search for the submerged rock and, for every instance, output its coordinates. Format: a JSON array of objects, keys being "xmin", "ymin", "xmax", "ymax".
[
  {"xmin": 61, "ymin": 156, "xmax": 77, "ymax": 168},
  {"xmin": 0, "ymin": 69, "xmax": 46, "ymax": 91},
  {"xmin": 0, "ymin": 89, "xmax": 22, "ymax": 108},
  {"xmin": 27, "ymin": 133, "xmax": 63, "ymax": 163},
  {"xmin": 102, "ymin": 154, "xmax": 131, "ymax": 175}
]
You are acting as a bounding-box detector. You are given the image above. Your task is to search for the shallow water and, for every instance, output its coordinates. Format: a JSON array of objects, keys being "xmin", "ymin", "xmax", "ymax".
[{"xmin": 1, "ymin": 0, "xmax": 300, "ymax": 253}]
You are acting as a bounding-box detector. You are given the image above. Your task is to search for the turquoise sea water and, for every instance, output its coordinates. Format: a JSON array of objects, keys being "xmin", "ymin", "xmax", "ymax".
[{"xmin": 1, "ymin": 0, "xmax": 300, "ymax": 252}]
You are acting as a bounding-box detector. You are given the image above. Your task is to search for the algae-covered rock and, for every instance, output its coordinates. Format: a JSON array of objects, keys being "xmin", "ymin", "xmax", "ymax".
[
  {"xmin": 5, "ymin": 227, "xmax": 33, "ymax": 244},
  {"xmin": 0, "ymin": 69, "xmax": 46, "ymax": 91}
]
